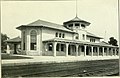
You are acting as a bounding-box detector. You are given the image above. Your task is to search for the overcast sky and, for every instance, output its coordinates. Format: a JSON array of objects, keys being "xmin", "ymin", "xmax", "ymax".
[{"xmin": 1, "ymin": 0, "xmax": 119, "ymax": 42}]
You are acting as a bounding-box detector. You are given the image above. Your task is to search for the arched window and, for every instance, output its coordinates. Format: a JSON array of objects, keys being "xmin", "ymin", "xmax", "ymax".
[{"xmin": 30, "ymin": 30, "xmax": 37, "ymax": 50}]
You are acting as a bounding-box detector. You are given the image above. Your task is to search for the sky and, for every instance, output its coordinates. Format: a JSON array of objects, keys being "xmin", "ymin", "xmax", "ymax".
[{"xmin": 1, "ymin": 0, "xmax": 119, "ymax": 42}]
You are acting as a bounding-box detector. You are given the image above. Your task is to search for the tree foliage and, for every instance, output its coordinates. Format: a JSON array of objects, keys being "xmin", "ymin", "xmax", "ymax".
[
  {"xmin": 108, "ymin": 37, "xmax": 118, "ymax": 46},
  {"xmin": 1, "ymin": 33, "xmax": 9, "ymax": 52}
]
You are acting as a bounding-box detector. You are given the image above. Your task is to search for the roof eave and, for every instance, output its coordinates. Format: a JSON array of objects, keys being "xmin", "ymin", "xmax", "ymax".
[
  {"xmin": 16, "ymin": 25, "xmax": 25, "ymax": 30},
  {"xmin": 16, "ymin": 25, "xmax": 75, "ymax": 33},
  {"xmin": 87, "ymin": 35, "xmax": 103, "ymax": 39},
  {"xmin": 16, "ymin": 25, "xmax": 44, "ymax": 30},
  {"xmin": 16, "ymin": 26, "xmax": 21, "ymax": 30},
  {"xmin": 63, "ymin": 21, "xmax": 91, "ymax": 26}
]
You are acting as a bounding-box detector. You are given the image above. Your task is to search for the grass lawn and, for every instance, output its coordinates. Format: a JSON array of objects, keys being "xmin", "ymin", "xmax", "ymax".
[{"xmin": 1, "ymin": 53, "xmax": 32, "ymax": 60}]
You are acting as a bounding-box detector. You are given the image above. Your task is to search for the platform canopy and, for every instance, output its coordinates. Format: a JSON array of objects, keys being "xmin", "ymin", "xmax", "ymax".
[{"xmin": 43, "ymin": 38, "xmax": 118, "ymax": 48}]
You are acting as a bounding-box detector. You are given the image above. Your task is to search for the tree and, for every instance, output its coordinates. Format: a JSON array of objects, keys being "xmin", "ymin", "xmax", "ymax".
[
  {"xmin": 108, "ymin": 37, "xmax": 118, "ymax": 46},
  {"xmin": 1, "ymin": 33, "xmax": 9, "ymax": 53}
]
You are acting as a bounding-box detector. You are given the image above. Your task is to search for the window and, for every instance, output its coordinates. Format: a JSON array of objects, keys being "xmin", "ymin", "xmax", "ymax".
[
  {"xmin": 56, "ymin": 33, "xmax": 58, "ymax": 37},
  {"xmin": 62, "ymin": 34, "xmax": 65, "ymax": 38},
  {"xmin": 23, "ymin": 31, "xmax": 25, "ymax": 50},
  {"xmin": 57, "ymin": 33, "xmax": 65, "ymax": 38},
  {"xmin": 59, "ymin": 33, "xmax": 61, "ymax": 38},
  {"xmin": 81, "ymin": 24, "xmax": 85, "ymax": 28},
  {"xmin": 90, "ymin": 38, "xmax": 95, "ymax": 42},
  {"xmin": 75, "ymin": 23, "xmax": 80, "ymax": 26},
  {"xmin": 76, "ymin": 36, "xmax": 79, "ymax": 39},
  {"xmin": 82, "ymin": 34, "xmax": 85, "ymax": 40},
  {"xmin": 69, "ymin": 24, "xmax": 73, "ymax": 27},
  {"xmin": 90, "ymin": 39, "xmax": 92, "ymax": 42},
  {"xmin": 30, "ymin": 30, "xmax": 37, "ymax": 50}
]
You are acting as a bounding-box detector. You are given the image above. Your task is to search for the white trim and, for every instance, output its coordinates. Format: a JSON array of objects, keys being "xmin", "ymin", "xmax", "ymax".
[
  {"xmin": 29, "ymin": 29, "xmax": 38, "ymax": 51},
  {"xmin": 29, "ymin": 29, "xmax": 38, "ymax": 35}
]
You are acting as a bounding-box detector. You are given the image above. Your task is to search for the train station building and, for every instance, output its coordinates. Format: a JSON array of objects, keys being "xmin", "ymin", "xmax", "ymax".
[{"xmin": 6, "ymin": 16, "xmax": 119, "ymax": 56}]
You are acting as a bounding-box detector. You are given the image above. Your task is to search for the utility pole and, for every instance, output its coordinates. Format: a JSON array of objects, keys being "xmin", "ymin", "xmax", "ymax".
[
  {"xmin": 76, "ymin": 0, "xmax": 78, "ymax": 17},
  {"xmin": 118, "ymin": 0, "xmax": 120, "ymax": 76}
]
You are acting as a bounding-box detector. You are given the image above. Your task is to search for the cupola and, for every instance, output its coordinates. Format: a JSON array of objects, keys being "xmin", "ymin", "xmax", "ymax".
[{"xmin": 63, "ymin": 16, "xmax": 91, "ymax": 30}]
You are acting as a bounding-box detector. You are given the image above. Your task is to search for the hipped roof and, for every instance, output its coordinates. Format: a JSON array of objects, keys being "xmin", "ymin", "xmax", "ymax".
[
  {"xmin": 16, "ymin": 19, "xmax": 75, "ymax": 33},
  {"xmin": 16, "ymin": 19, "xmax": 102, "ymax": 38},
  {"xmin": 63, "ymin": 16, "xmax": 91, "ymax": 26},
  {"xmin": 5, "ymin": 36, "xmax": 21, "ymax": 43}
]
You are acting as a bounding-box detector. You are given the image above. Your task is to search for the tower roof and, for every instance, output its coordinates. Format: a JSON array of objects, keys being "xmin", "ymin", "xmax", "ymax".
[
  {"xmin": 71, "ymin": 16, "xmax": 82, "ymax": 21},
  {"xmin": 63, "ymin": 16, "xmax": 91, "ymax": 26}
]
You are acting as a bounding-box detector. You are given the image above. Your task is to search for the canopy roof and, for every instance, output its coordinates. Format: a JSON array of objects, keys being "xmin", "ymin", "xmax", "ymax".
[
  {"xmin": 43, "ymin": 38, "xmax": 117, "ymax": 48},
  {"xmin": 86, "ymin": 32, "xmax": 103, "ymax": 39},
  {"xmin": 5, "ymin": 36, "xmax": 21, "ymax": 43}
]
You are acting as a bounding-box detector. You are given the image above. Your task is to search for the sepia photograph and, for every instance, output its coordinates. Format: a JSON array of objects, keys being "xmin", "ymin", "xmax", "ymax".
[{"xmin": 1, "ymin": 0, "xmax": 119, "ymax": 77}]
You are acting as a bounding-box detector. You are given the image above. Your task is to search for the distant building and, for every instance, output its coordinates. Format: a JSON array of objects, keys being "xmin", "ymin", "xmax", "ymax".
[{"xmin": 6, "ymin": 16, "xmax": 119, "ymax": 56}]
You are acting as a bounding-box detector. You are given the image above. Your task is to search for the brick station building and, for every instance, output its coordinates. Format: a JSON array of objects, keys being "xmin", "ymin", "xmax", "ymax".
[{"xmin": 6, "ymin": 16, "xmax": 119, "ymax": 56}]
